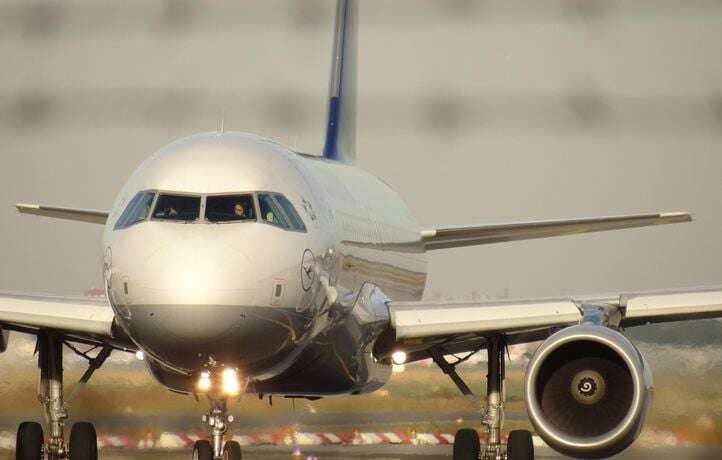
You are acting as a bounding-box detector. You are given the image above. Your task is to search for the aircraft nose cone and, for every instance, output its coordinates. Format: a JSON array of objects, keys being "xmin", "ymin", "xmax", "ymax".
[
  {"xmin": 115, "ymin": 232, "xmax": 305, "ymax": 374},
  {"xmin": 119, "ymin": 237, "xmax": 300, "ymax": 372},
  {"xmin": 141, "ymin": 238, "xmax": 258, "ymax": 307},
  {"xmin": 123, "ymin": 238, "xmax": 259, "ymax": 348}
]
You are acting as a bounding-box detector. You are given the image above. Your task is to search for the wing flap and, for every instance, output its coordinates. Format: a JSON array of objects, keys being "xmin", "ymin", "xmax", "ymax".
[
  {"xmin": 422, "ymin": 212, "xmax": 691, "ymax": 251},
  {"xmin": 16, "ymin": 204, "xmax": 109, "ymax": 225}
]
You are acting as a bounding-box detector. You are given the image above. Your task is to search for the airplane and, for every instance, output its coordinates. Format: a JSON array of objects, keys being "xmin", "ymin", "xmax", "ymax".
[{"xmin": 4, "ymin": 1, "xmax": 722, "ymax": 459}]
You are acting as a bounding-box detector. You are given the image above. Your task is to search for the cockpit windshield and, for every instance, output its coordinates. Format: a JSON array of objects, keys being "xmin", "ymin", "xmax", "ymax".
[
  {"xmin": 205, "ymin": 195, "xmax": 255, "ymax": 222},
  {"xmin": 152, "ymin": 194, "xmax": 201, "ymax": 221},
  {"xmin": 114, "ymin": 190, "xmax": 306, "ymax": 232}
]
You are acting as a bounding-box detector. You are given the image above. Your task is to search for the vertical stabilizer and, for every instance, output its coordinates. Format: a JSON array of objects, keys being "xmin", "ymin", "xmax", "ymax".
[{"xmin": 322, "ymin": 0, "xmax": 358, "ymax": 163}]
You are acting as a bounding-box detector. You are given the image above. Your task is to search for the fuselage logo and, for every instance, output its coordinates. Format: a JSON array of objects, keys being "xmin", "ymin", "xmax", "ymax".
[{"xmin": 301, "ymin": 249, "xmax": 316, "ymax": 291}]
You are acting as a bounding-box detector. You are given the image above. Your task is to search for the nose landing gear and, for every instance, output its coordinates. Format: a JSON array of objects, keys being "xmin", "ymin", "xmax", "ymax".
[{"xmin": 194, "ymin": 399, "xmax": 242, "ymax": 460}]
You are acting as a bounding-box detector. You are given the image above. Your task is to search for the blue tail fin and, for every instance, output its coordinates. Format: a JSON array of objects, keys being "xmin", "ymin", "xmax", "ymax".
[{"xmin": 322, "ymin": 0, "xmax": 357, "ymax": 163}]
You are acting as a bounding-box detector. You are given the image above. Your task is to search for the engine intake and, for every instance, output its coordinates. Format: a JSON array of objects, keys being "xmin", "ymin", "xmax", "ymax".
[{"xmin": 525, "ymin": 325, "xmax": 652, "ymax": 458}]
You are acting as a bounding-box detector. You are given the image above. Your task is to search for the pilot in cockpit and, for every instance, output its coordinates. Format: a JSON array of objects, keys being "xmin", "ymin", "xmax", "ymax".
[{"xmin": 233, "ymin": 203, "xmax": 247, "ymax": 219}]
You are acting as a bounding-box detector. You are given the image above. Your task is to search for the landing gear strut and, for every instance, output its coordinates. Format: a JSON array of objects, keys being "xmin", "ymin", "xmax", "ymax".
[
  {"xmin": 437, "ymin": 337, "xmax": 535, "ymax": 460},
  {"xmin": 16, "ymin": 332, "xmax": 101, "ymax": 460},
  {"xmin": 38, "ymin": 332, "xmax": 68, "ymax": 459},
  {"xmin": 479, "ymin": 337, "xmax": 509, "ymax": 459},
  {"xmin": 195, "ymin": 399, "xmax": 241, "ymax": 460}
]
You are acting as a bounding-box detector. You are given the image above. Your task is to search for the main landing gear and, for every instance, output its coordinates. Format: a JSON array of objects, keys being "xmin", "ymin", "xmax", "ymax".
[
  {"xmin": 192, "ymin": 399, "xmax": 242, "ymax": 460},
  {"xmin": 17, "ymin": 332, "xmax": 109, "ymax": 460},
  {"xmin": 432, "ymin": 337, "xmax": 534, "ymax": 460}
]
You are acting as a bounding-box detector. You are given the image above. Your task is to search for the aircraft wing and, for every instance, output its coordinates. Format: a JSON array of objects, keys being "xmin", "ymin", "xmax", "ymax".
[
  {"xmin": 0, "ymin": 290, "xmax": 133, "ymax": 350},
  {"xmin": 16, "ymin": 203, "xmax": 109, "ymax": 225},
  {"xmin": 385, "ymin": 286, "xmax": 722, "ymax": 361},
  {"xmin": 421, "ymin": 212, "xmax": 691, "ymax": 250}
]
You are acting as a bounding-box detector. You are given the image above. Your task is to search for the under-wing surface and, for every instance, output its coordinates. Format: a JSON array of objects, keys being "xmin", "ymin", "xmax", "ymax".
[{"xmin": 5, "ymin": 1, "xmax": 720, "ymax": 460}]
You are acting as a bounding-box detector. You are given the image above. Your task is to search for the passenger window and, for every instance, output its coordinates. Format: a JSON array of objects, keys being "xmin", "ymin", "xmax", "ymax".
[
  {"xmin": 114, "ymin": 191, "xmax": 155, "ymax": 230},
  {"xmin": 206, "ymin": 195, "xmax": 255, "ymax": 222},
  {"xmin": 152, "ymin": 194, "xmax": 200, "ymax": 222},
  {"xmin": 258, "ymin": 193, "xmax": 306, "ymax": 232}
]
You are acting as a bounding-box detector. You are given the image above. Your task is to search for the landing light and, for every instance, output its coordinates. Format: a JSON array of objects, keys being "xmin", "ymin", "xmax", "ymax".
[
  {"xmin": 391, "ymin": 350, "xmax": 407, "ymax": 365},
  {"xmin": 222, "ymin": 368, "xmax": 241, "ymax": 396},
  {"xmin": 135, "ymin": 351, "xmax": 145, "ymax": 361},
  {"xmin": 197, "ymin": 371, "xmax": 212, "ymax": 392}
]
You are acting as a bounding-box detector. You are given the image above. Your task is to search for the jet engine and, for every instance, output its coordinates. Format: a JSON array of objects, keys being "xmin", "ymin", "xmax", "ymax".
[{"xmin": 524, "ymin": 325, "xmax": 652, "ymax": 459}]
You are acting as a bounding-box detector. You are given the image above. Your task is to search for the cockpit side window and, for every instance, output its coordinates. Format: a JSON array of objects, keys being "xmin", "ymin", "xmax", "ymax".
[
  {"xmin": 206, "ymin": 195, "xmax": 256, "ymax": 222},
  {"xmin": 152, "ymin": 194, "xmax": 201, "ymax": 222},
  {"xmin": 259, "ymin": 194, "xmax": 288, "ymax": 229},
  {"xmin": 258, "ymin": 193, "xmax": 306, "ymax": 232},
  {"xmin": 275, "ymin": 194, "xmax": 307, "ymax": 232},
  {"xmin": 114, "ymin": 191, "xmax": 156, "ymax": 230}
]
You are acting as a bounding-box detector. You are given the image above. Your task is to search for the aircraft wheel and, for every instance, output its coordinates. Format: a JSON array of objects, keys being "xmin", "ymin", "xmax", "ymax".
[
  {"xmin": 16, "ymin": 422, "xmax": 43, "ymax": 460},
  {"xmin": 192, "ymin": 440, "xmax": 213, "ymax": 460},
  {"xmin": 223, "ymin": 440, "xmax": 242, "ymax": 460},
  {"xmin": 452, "ymin": 428, "xmax": 480, "ymax": 460},
  {"xmin": 69, "ymin": 422, "xmax": 98, "ymax": 460},
  {"xmin": 507, "ymin": 430, "xmax": 534, "ymax": 460}
]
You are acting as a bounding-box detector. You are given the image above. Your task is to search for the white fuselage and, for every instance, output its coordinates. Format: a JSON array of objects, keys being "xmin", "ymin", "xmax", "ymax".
[{"xmin": 102, "ymin": 132, "xmax": 426, "ymax": 395}]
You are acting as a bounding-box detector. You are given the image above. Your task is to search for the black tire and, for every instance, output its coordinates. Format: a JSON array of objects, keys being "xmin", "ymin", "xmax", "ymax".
[
  {"xmin": 16, "ymin": 422, "xmax": 43, "ymax": 460},
  {"xmin": 452, "ymin": 428, "xmax": 480, "ymax": 460},
  {"xmin": 223, "ymin": 440, "xmax": 242, "ymax": 460},
  {"xmin": 69, "ymin": 422, "xmax": 98, "ymax": 460},
  {"xmin": 507, "ymin": 430, "xmax": 534, "ymax": 460},
  {"xmin": 192, "ymin": 440, "xmax": 213, "ymax": 460}
]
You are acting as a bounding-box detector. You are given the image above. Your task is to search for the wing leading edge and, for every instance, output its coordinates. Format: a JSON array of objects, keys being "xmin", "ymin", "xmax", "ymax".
[{"xmin": 422, "ymin": 212, "xmax": 691, "ymax": 251}]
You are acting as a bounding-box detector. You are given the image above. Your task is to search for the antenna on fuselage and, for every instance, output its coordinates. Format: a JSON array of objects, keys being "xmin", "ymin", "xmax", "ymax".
[{"xmin": 219, "ymin": 109, "xmax": 226, "ymax": 136}]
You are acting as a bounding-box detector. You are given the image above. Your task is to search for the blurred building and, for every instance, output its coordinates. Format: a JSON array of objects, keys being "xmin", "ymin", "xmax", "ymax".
[
  {"xmin": 1, "ymin": 0, "xmax": 721, "ymax": 297},
  {"xmin": 2, "ymin": 0, "xmax": 721, "ymax": 149}
]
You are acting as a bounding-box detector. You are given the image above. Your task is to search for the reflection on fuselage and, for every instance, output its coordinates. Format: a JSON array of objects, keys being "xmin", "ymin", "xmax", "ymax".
[{"xmin": 103, "ymin": 132, "xmax": 427, "ymax": 396}]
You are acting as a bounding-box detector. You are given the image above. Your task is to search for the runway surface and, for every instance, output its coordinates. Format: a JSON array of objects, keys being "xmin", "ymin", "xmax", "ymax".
[{"xmin": 1, "ymin": 445, "xmax": 711, "ymax": 460}]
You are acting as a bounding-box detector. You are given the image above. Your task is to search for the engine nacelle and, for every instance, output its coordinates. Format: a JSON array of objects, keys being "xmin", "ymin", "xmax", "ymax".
[{"xmin": 524, "ymin": 325, "xmax": 652, "ymax": 459}]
